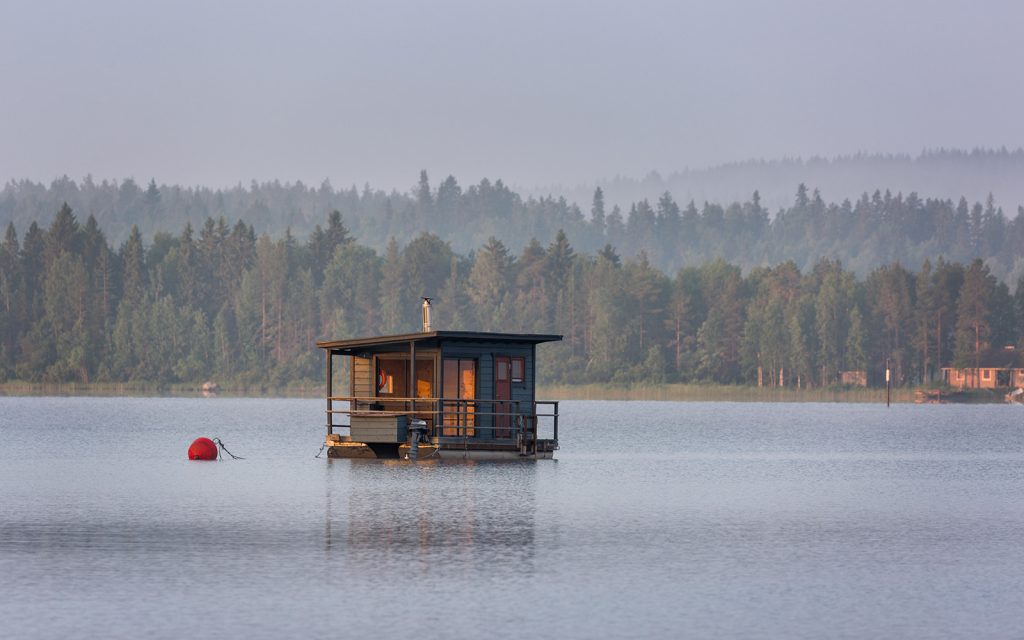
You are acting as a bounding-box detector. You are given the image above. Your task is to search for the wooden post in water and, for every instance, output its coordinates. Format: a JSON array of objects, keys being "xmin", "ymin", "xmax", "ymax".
[{"xmin": 885, "ymin": 357, "xmax": 891, "ymax": 407}]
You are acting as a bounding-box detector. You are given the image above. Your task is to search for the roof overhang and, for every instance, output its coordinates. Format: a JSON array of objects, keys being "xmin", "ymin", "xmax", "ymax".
[{"xmin": 317, "ymin": 331, "xmax": 562, "ymax": 356}]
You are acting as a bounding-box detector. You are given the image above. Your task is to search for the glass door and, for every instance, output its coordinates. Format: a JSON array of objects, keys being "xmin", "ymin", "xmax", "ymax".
[{"xmin": 442, "ymin": 358, "xmax": 476, "ymax": 436}]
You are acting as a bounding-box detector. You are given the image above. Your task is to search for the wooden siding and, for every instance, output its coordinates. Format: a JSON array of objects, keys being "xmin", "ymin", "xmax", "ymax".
[
  {"xmin": 350, "ymin": 414, "xmax": 408, "ymax": 443},
  {"xmin": 352, "ymin": 356, "xmax": 371, "ymax": 397}
]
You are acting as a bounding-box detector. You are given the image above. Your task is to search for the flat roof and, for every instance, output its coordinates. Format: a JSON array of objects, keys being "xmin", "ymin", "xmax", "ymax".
[
  {"xmin": 940, "ymin": 347, "xmax": 1024, "ymax": 370},
  {"xmin": 317, "ymin": 330, "xmax": 562, "ymax": 354}
]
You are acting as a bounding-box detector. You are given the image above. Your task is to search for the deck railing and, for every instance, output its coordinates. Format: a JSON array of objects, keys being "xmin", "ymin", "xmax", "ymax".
[{"xmin": 326, "ymin": 395, "xmax": 558, "ymax": 447}]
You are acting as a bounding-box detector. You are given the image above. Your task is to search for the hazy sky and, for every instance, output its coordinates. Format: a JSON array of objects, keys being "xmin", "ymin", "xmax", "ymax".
[{"xmin": 3, "ymin": 0, "xmax": 1023, "ymax": 192}]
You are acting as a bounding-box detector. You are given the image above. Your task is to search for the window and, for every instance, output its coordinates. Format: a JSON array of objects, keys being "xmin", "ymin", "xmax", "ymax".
[
  {"xmin": 376, "ymin": 359, "xmax": 406, "ymax": 397},
  {"xmin": 982, "ymin": 369, "xmax": 991, "ymax": 381},
  {"xmin": 511, "ymin": 357, "xmax": 525, "ymax": 383},
  {"xmin": 375, "ymin": 358, "xmax": 434, "ymax": 398},
  {"xmin": 415, "ymin": 361, "xmax": 433, "ymax": 398}
]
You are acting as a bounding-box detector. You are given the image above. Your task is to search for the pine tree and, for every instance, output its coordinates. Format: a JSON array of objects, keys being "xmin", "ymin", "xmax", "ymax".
[
  {"xmin": 513, "ymin": 239, "xmax": 548, "ymax": 334},
  {"xmin": 120, "ymin": 226, "xmax": 146, "ymax": 307},
  {"xmin": 379, "ymin": 238, "xmax": 405, "ymax": 334},
  {"xmin": 584, "ymin": 251, "xmax": 627, "ymax": 380},
  {"xmin": 402, "ymin": 233, "xmax": 454, "ymax": 319},
  {"xmin": 173, "ymin": 222, "xmax": 198, "ymax": 309},
  {"xmin": 436, "ymin": 176, "xmax": 462, "ymax": 224},
  {"xmin": 321, "ymin": 241, "xmax": 379, "ymax": 337},
  {"xmin": 868, "ymin": 263, "xmax": 914, "ymax": 384},
  {"xmin": 845, "ymin": 306, "xmax": 868, "ymax": 373},
  {"xmin": 45, "ymin": 203, "xmax": 80, "ymax": 263},
  {"xmin": 438, "ymin": 255, "xmax": 472, "ymax": 331},
  {"xmin": 788, "ymin": 309, "xmax": 813, "ymax": 388},
  {"xmin": 0, "ymin": 223, "xmax": 21, "ymax": 374},
  {"xmin": 467, "ymin": 237, "xmax": 513, "ymax": 330},
  {"xmin": 625, "ymin": 252, "xmax": 670, "ymax": 356},
  {"xmin": 590, "ymin": 187, "xmax": 606, "ymax": 239},
  {"xmin": 544, "ymin": 229, "xmax": 577, "ymax": 338},
  {"xmin": 415, "ymin": 170, "xmax": 433, "ymax": 218},
  {"xmin": 1015, "ymin": 273, "xmax": 1024, "ymax": 347},
  {"xmin": 814, "ymin": 262, "xmax": 851, "ymax": 385},
  {"xmin": 989, "ymin": 281, "xmax": 1016, "ymax": 349},
  {"xmin": 544, "ymin": 229, "xmax": 575, "ymax": 294},
  {"xmin": 954, "ymin": 259, "xmax": 995, "ymax": 384}
]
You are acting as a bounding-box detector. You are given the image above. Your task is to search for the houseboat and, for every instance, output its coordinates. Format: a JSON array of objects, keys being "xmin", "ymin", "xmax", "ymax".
[{"xmin": 317, "ymin": 300, "xmax": 561, "ymax": 460}]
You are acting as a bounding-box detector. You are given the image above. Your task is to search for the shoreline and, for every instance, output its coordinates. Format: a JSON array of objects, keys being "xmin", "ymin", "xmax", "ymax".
[
  {"xmin": 0, "ymin": 381, "xmax": 323, "ymax": 398},
  {"xmin": 0, "ymin": 381, "xmax": 1008, "ymax": 403}
]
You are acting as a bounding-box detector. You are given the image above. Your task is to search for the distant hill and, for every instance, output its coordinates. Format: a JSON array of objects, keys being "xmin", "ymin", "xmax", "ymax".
[{"xmin": 529, "ymin": 149, "xmax": 1024, "ymax": 215}]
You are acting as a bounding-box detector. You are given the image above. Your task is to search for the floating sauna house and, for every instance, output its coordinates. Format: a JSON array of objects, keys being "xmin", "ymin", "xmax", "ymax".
[{"xmin": 318, "ymin": 300, "xmax": 561, "ymax": 460}]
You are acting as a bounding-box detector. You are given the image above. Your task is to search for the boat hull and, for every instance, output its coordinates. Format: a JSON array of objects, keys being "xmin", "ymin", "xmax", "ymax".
[{"xmin": 325, "ymin": 438, "xmax": 556, "ymax": 460}]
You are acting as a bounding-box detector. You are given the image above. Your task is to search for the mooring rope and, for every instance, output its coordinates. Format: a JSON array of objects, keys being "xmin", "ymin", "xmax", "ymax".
[
  {"xmin": 213, "ymin": 437, "xmax": 245, "ymax": 460},
  {"xmin": 315, "ymin": 442, "xmax": 326, "ymax": 458}
]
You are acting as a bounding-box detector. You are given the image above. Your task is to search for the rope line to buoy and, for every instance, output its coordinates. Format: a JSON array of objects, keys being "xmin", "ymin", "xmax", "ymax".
[
  {"xmin": 315, "ymin": 442, "xmax": 326, "ymax": 458},
  {"xmin": 213, "ymin": 437, "xmax": 245, "ymax": 460}
]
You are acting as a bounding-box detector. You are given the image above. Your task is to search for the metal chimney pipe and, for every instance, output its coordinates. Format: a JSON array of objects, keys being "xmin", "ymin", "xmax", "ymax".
[{"xmin": 421, "ymin": 297, "xmax": 432, "ymax": 332}]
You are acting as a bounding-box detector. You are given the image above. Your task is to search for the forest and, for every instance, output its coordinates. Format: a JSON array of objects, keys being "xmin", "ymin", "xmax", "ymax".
[
  {"xmin": 4, "ymin": 157, "xmax": 1024, "ymax": 284},
  {"xmin": 2, "ymin": 199, "xmax": 1023, "ymax": 389}
]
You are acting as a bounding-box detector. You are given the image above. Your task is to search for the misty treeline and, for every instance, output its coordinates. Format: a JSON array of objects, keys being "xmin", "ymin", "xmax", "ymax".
[
  {"xmin": 4, "ymin": 163, "xmax": 1024, "ymax": 283},
  {"xmin": 2, "ymin": 204, "xmax": 1023, "ymax": 388},
  {"xmin": 547, "ymin": 148, "xmax": 1024, "ymax": 219}
]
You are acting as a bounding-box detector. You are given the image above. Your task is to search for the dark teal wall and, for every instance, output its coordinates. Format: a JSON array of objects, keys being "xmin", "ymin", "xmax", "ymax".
[{"xmin": 440, "ymin": 341, "xmax": 535, "ymax": 441}]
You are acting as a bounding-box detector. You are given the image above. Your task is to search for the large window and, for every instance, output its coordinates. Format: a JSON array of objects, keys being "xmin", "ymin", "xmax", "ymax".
[
  {"xmin": 442, "ymin": 358, "xmax": 476, "ymax": 436},
  {"xmin": 415, "ymin": 361, "xmax": 433, "ymax": 398},
  {"xmin": 376, "ymin": 358, "xmax": 434, "ymax": 398},
  {"xmin": 376, "ymin": 359, "xmax": 406, "ymax": 397}
]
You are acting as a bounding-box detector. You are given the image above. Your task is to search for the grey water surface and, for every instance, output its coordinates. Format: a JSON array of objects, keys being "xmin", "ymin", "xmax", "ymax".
[{"xmin": 2, "ymin": 397, "xmax": 1024, "ymax": 639}]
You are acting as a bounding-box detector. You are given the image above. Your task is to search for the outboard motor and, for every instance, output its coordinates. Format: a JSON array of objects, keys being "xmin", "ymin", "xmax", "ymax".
[{"xmin": 408, "ymin": 418, "xmax": 429, "ymax": 460}]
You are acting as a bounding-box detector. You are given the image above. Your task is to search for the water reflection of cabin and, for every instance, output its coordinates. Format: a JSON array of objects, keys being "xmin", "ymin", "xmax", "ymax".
[{"xmin": 318, "ymin": 329, "xmax": 561, "ymax": 460}]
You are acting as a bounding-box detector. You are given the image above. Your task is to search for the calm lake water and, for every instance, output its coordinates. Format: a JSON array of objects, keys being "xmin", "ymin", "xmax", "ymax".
[{"xmin": 3, "ymin": 397, "xmax": 1024, "ymax": 639}]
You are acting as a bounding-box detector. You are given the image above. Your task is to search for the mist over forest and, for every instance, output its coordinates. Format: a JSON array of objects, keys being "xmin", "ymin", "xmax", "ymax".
[
  {"xmin": 535, "ymin": 148, "xmax": 1024, "ymax": 218},
  {"xmin": 3, "ymin": 149, "xmax": 1024, "ymax": 283}
]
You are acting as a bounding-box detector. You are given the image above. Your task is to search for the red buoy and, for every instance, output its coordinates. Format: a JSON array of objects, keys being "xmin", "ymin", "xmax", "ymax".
[{"xmin": 188, "ymin": 437, "xmax": 218, "ymax": 460}]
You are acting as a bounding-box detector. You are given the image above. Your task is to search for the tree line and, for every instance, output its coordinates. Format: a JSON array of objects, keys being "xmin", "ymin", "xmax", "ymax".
[
  {"xmin": 2, "ymin": 204, "xmax": 1023, "ymax": 388},
  {"xmin": 548, "ymin": 148, "xmax": 1024, "ymax": 225},
  {"xmin": 4, "ymin": 170, "xmax": 1024, "ymax": 282}
]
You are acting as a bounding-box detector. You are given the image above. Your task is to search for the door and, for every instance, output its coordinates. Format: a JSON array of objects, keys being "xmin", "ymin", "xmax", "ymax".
[
  {"xmin": 495, "ymin": 356, "xmax": 511, "ymax": 438},
  {"xmin": 442, "ymin": 358, "xmax": 476, "ymax": 436}
]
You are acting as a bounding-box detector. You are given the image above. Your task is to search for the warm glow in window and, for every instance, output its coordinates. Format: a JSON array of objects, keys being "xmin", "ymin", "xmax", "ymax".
[{"xmin": 442, "ymin": 358, "xmax": 476, "ymax": 436}]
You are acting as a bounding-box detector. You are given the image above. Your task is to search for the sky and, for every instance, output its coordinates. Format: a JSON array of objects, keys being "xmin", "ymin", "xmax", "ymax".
[{"xmin": 3, "ymin": 0, "xmax": 1024, "ymax": 193}]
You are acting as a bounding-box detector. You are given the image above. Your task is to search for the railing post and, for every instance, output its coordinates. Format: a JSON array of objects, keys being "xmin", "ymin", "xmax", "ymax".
[
  {"xmin": 532, "ymin": 413, "xmax": 538, "ymax": 457},
  {"xmin": 553, "ymin": 401, "xmax": 558, "ymax": 443},
  {"xmin": 326, "ymin": 349, "xmax": 333, "ymax": 436}
]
